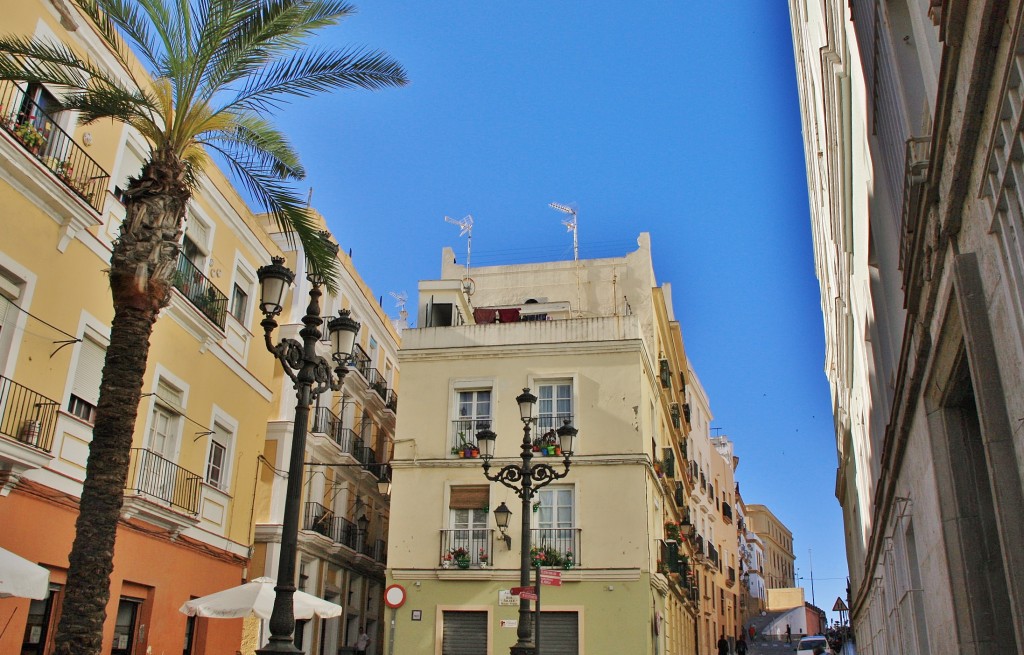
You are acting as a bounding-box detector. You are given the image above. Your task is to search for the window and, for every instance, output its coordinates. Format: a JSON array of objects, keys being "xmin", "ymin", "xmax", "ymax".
[
  {"xmin": 182, "ymin": 614, "xmax": 196, "ymax": 655},
  {"xmin": 205, "ymin": 424, "xmax": 231, "ymax": 489},
  {"xmin": 535, "ymin": 485, "xmax": 575, "ymax": 562},
  {"xmin": 21, "ymin": 584, "xmax": 60, "ymax": 655},
  {"xmin": 111, "ymin": 597, "xmax": 142, "ymax": 655},
  {"xmin": 448, "ymin": 486, "xmax": 490, "ymax": 565},
  {"xmin": 113, "ymin": 141, "xmax": 146, "ymax": 204},
  {"xmin": 68, "ymin": 335, "xmax": 105, "ymax": 423},
  {"xmin": 454, "ymin": 389, "xmax": 491, "ymax": 451},
  {"xmin": 536, "ymin": 380, "xmax": 572, "ymax": 432},
  {"xmin": 229, "ymin": 283, "xmax": 248, "ymax": 322}
]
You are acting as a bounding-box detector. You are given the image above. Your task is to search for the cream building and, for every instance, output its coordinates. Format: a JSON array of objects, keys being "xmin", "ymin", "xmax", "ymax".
[
  {"xmin": 745, "ymin": 505, "xmax": 795, "ymax": 590},
  {"xmin": 386, "ymin": 234, "xmax": 700, "ymax": 654},
  {"xmin": 0, "ymin": 2, "xmax": 397, "ymax": 653},
  {"xmin": 789, "ymin": 0, "xmax": 1024, "ymax": 651}
]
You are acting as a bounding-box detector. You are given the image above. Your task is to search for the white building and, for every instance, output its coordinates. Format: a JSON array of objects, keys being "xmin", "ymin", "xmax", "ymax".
[{"xmin": 788, "ymin": 1, "xmax": 1024, "ymax": 652}]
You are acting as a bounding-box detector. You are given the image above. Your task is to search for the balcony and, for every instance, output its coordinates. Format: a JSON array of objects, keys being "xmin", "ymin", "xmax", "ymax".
[
  {"xmin": 384, "ymin": 388, "xmax": 398, "ymax": 414},
  {"xmin": 302, "ymin": 503, "xmax": 384, "ymax": 562},
  {"xmin": 349, "ymin": 343, "xmax": 371, "ymax": 379},
  {"xmin": 531, "ymin": 527, "xmax": 581, "ymax": 567},
  {"xmin": 727, "ymin": 566, "xmax": 736, "ymax": 587},
  {"xmin": 899, "ymin": 136, "xmax": 931, "ymax": 280},
  {"xmin": 172, "ymin": 255, "xmax": 228, "ymax": 329},
  {"xmin": 674, "ymin": 480, "xmax": 685, "ymax": 507},
  {"xmin": 450, "ymin": 418, "xmax": 490, "ymax": 458},
  {"xmin": 351, "ymin": 437, "xmax": 377, "ymax": 470},
  {"xmin": 722, "ymin": 502, "xmax": 733, "ymax": 523},
  {"xmin": 707, "ymin": 543, "xmax": 720, "ymax": 570},
  {"xmin": 0, "ymin": 81, "xmax": 110, "ymax": 212},
  {"xmin": 122, "ymin": 448, "xmax": 202, "ymax": 535},
  {"xmin": 0, "ymin": 375, "xmax": 60, "ymax": 495},
  {"xmin": 440, "ymin": 528, "xmax": 495, "ymax": 568},
  {"xmin": 303, "ymin": 501, "xmax": 334, "ymax": 538}
]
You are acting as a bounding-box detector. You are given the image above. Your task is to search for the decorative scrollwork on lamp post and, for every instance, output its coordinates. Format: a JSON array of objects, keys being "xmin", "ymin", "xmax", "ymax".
[
  {"xmin": 255, "ymin": 255, "xmax": 360, "ymax": 654},
  {"xmin": 475, "ymin": 388, "xmax": 578, "ymax": 655}
]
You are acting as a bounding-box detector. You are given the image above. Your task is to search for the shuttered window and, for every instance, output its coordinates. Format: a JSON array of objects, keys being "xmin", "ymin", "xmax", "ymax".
[
  {"xmin": 449, "ymin": 486, "xmax": 489, "ymax": 510},
  {"xmin": 69, "ymin": 335, "xmax": 105, "ymax": 421},
  {"xmin": 441, "ymin": 611, "xmax": 487, "ymax": 655},
  {"xmin": 537, "ymin": 611, "xmax": 579, "ymax": 654}
]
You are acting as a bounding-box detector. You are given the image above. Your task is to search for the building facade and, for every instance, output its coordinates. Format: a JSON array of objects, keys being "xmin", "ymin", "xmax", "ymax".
[
  {"xmin": 744, "ymin": 505, "xmax": 795, "ymax": 590},
  {"xmin": 0, "ymin": 2, "xmax": 397, "ymax": 653},
  {"xmin": 386, "ymin": 235, "xmax": 702, "ymax": 654},
  {"xmin": 788, "ymin": 0, "xmax": 1024, "ymax": 652}
]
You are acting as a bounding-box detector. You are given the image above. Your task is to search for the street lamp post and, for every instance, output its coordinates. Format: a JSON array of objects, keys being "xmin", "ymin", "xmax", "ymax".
[
  {"xmin": 475, "ymin": 388, "xmax": 578, "ymax": 655},
  {"xmin": 256, "ymin": 255, "xmax": 360, "ymax": 654}
]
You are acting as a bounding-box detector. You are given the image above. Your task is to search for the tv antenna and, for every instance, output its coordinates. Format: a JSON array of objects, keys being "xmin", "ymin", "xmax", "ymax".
[
  {"xmin": 549, "ymin": 202, "xmax": 578, "ymax": 261},
  {"xmin": 444, "ymin": 214, "xmax": 474, "ymax": 273},
  {"xmin": 388, "ymin": 291, "xmax": 408, "ymax": 314}
]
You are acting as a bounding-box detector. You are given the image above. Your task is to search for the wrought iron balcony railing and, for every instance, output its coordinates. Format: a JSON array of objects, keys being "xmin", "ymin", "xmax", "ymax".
[
  {"xmin": 311, "ymin": 406, "xmax": 355, "ymax": 452},
  {"xmin": 364, "ymin": 538, "xmax": 387, "ymax": 563},
  {"xmin": 349, "ymin": 343, "xmax": 371, "ymax": 379},
  {"xmin": 385, "ymin": 388, "xmax": 398, "ymax": 413},
  {"xmin": 530, "ymin": 527, "xmax": 581, "ymax": 567},
  {"xmin": 722, "ymin": 502, "xmax": 733, "ymax": 522},
  {"xmin": 303, "ymin": 501, "xmax": 333, "ymax": 538},
  {"xmin": 172, "ymin": 254, "xmax": 228, "ymax": 328},
  {"xmin": 125, "ymin": 448, "xmax": 202, "ymax": 514},
  {"xmin": 0, "ymin": 81, "xmax": 110, "ymax": 212},
  {"xmin": 440, "ymin": 528, "xmax": 495, "ymax": 568},
  {"xmin": 0, "ymin": 374, "xmax": 60, "ymax": 452}
]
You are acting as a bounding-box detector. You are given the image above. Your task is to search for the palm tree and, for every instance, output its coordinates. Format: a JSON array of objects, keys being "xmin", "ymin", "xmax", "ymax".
[{"xmin": 0, "ymin": 1, "xmax": 406, "ymax": 653}]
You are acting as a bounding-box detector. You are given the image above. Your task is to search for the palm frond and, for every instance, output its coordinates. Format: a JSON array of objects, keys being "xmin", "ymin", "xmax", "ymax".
[
  {"xmin": 198, "ymin": 113, "xmax": 305, "ymax": 179},
  {"xmin": 0, "ymin": 36, "xmax": 93, "ymax": 87},
  {"xmin": 206, "ymin": 141, "xmax": 341, "ymax": 291},
  {"xmin": 228, "ymin": 47, "xmax": 407, "ymax": 112},
  {"xmin": 72, "ymin": 0, "xmax": 139, "ymax": 72},
  {"xmin": 81, "ymin": 0, "xmax": 165, "ymax": 74}
]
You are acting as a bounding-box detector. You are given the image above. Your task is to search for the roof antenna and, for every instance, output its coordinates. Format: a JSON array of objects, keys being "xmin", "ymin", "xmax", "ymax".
[
  {"xmin": 444, "ymin": 214, "xmax": 474, "ymax": 293},
  {"xmin": 550, "ymin": 202, "xmax": 581, "ymax": 315}
]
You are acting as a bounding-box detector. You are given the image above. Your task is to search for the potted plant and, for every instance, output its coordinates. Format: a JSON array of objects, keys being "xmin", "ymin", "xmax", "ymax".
[
  {"xmin": 441, "ymin": 552, "xmax": 453, "ymax": 569},
  {"xmin": 562, "ymin": 550, "xmax": 574, "ymax": 570},
  {"xmin": 530, "ymin": 545, "xmax": 563, "ymax": 568},
  {"xmin": 14, "ymin": 120, "xmax": 47, "ymax": 154},
  {"xmin": 478, "ymin": 547, "xmax": 489, "ymax": 567},
  {"xmin": 450, "ymin": 547, "xmax": 471, "ymax": 569},
  {"xmin": 665, "ymin": 520, "xmax": 681, "ymax": 542}
]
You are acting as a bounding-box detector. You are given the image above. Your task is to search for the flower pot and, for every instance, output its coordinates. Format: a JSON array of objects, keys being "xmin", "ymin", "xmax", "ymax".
[
  {"xmin": 545, "ymin": 446, "xmax": 555, "ymax": 456},
  {"xmin": 456, "ymin": 558, "xmax": 471, "ymax": 570},
  {"xmin": 441, "ymin": 560, "xmax": 450, "ymax": 569}
]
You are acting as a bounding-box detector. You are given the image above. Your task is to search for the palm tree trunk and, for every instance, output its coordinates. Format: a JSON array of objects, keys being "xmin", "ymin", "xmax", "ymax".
[{"xmin": 53, "ymin": 153, "xmax": 188, "ymax": 655}]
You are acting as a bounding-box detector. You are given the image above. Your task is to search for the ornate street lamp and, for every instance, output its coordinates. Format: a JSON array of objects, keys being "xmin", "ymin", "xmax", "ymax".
[
  {"xmin": 256, "ymin": 255, "xmax": 360, "ymax": 654},
  {"xmin": 480, "ymin": 388, "xmax": 578, "ymax": 655}
]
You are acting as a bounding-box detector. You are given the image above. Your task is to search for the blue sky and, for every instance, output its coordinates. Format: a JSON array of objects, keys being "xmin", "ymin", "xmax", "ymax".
[{"xmin": 279, "ymin": 2, "xmax": 848, "ymax": 620}]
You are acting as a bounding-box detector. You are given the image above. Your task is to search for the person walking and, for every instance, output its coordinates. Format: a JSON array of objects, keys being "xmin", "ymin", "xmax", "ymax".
[
  {"xmin": 736, "ymin": 636, "xmax": 748, "ymax": 655},
  {"xmin": 356, "ymin": 627, "xmax": 370, "ymax": 655},
  {"xmin": 717, "ymin": 633, "xmax": 729, "ymax": 655},
  {"xmin": 786, "ymin": 624, "xmax": 792, "ymax": 644},
  {"xmin": 748, "ymin": 625, "xmax": 755, "ymax": 642}
]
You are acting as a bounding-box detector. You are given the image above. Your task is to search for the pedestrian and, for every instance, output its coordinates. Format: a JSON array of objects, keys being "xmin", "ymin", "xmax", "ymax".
[
  {"xmin": 356, "ymin": 627, "xmax": 370, "ymax": 655},
  {"xmin": 717, "ymin": 633, "xmax": 729, "ymax": 655},
  {"xmin": 748, "ymin": 625, "xmax": 755, "ymax": 641},
  {"xmin": 736, "ymin": 636, "xmax": 748, "ymax": 655},
  {"xmin": 786, "ymin": 624, "xmax": 792, "ymax": 644}
]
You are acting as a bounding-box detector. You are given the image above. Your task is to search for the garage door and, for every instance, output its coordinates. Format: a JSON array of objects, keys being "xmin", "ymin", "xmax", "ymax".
[
  {"xmin": 538, "ymin": 611, "xmax": 579, "ymax": 655},
  {"xmin": 442, "ymin": 610, "xmax": 488, "ymax": 655}
]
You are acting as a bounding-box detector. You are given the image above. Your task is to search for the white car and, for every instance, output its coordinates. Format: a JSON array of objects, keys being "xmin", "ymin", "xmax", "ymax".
[{"xmin": 795, "ymin": 635, "xmax": 832, "ymax": 655}]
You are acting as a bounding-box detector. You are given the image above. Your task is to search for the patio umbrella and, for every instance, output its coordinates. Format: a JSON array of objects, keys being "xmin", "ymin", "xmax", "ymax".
[
  {"xmin": 179, "ymin": 577, "xmax": 342, "ymax": 620},
  {"xmin": 0, "ymin": 546, "xmax": 50, "ymax": 600}
]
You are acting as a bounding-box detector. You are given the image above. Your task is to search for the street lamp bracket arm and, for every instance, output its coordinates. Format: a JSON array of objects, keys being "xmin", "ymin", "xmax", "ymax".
[{"xmin": 484, "ymin": 462, "xmax": 570, "ymax": 500}]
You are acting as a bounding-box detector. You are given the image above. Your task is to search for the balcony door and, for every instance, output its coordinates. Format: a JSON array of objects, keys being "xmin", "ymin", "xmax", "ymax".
[{"xmin": 535, "ymin": 485, "xmax": 575, "ymax": 561}]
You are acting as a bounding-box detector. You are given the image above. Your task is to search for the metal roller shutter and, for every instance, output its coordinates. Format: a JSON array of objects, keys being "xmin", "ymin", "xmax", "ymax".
[
  {"xmin": 538, "ymin": 611, "xmax": 579, "ymax": 655},
  {"xmin": 442, "ymin": 610, "xmax": 488, "ymax": 655}
]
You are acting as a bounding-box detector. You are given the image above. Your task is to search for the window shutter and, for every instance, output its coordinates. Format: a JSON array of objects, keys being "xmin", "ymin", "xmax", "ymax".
[
  {"xmin": 72, "ymin": 336, "xmax": 106, "ymax": 405},
  {"xmin": 449, "ymin": 485, "xmax": 489, "ymax": 510}
]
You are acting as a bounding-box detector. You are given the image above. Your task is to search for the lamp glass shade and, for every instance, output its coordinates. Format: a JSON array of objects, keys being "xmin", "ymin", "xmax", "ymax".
[
  {"xmin": 556, "ymin": 420, "xmax": 578, "ymax": 455},
  {"xmin": 475, "ymin": 428, "xmax": 497, "ymax": 458},
  {"xmin": 357, "ymin": 515, "xmax": 370, "ymax": 532},
  {"xmin": 327, "ymin": 309, "xmax": 361, "ymax": 360},
  {"xmin": 377, "ymin": 478, "xmax": 392, "ymax": 496},
  {"xmin": 516, "ymin": 388, "xmax": 537, "ymax": 422},
  {"xmin": 493, "ymin": 502, "xmax": 512, "ymax": 530},
  {"xmin": 256, "ymin": 257, "xmax": 294, "ymax": 316}
]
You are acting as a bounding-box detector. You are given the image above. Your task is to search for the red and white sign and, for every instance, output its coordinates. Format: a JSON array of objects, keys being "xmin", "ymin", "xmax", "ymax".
[
  {"xmin": 519, "ymin": 590, "xmax": 538, "ymax": 601},
  {"xmin": 539, "ymin": 570, "xmax": 562, "ymax": 586},
  {"xmin": 384, "ymin": 584, "xmax": 406, "ymax": 609},
  {"xmin": 509, "ymin": 586, "xmax": 534, "ymax": 596}
]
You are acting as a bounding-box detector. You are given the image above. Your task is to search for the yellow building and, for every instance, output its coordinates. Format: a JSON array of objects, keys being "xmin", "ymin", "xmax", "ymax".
[
  {"xmin": 683, "ymin": 372, "xmax": 742, "ymax": 648},
  {"xmin": 386, "ymin": 234, "xmax": 698, "ymax": 654},
  {"xmin": 0, "ymin": 2, "xmax": 397, "ymax": 653},
  {"xmin": 745, "ymin": 504, "xmax": 794, "ymax": 589}
]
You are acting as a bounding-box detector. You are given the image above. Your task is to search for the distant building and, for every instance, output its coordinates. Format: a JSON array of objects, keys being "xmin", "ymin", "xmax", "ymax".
[
  {"xmin": 744, "ymin": 505, "xmax": 795, "ymax": 589},
  {"xmin": 386, "ymin": 235, "xmax": 703, "ymax": 654},
  {"xmin": 789, "ymin": 0, "xmax": 1024, "ymax": 651}
]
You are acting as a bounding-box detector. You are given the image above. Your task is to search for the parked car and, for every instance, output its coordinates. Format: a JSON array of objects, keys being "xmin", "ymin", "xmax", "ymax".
[{"xmin": 796, "ymin": 635, "xmax": 832, "ymax": 655}]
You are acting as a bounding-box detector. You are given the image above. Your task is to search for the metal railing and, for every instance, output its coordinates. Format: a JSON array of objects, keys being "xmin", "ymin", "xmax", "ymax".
[
  {"xmin": 0, "ymin": 375, "xmax": 60, "ymax": 452},
  {"xmin": 535, "ymin": 413, "xmax": 573, "ymax": 433},
  {"xmin": 172, "ymin": 254, "xmax": 228, "ymax": 328},
  {"xmin": 365, "ymin": 369, "xmax": 387, "ymax": 400},
  {"xmin": 530, "ymin": 527, "xmax": 581, "ymax": 567},
  {"xmin": 333, "ymin": 516, "xmax": 359, "ymax": 550},
  {"xmin": 722, "ymin": 502, "xmax": 733, "ymax": 522},
  {"xmin": 303, "ymin": 501, "xmax": 334, "ymax": 538},
  {"xmin": 727, "ymin": 566, "xmax": 736, "ymax": 586},
  {"xmin": 125, "ymin": 448, "xmax": 202, "ymax": 514},
  {"xmin": 708, "ymin": 543, "xmax": 720, "ymax": 569},
  {"xmin": 348, "ymin": 343, "xmax": 370, "ymax": 378},
  {"xmin": 450, "ymin": 418, "xmax": 491, "ymax": 456},
  {"xmin": 674, "ymin": 481, "xmax": 685, "ymax": 507},
  {"xmin": 385, "ymin": 388, "xmax": 398, "ymax": 413},
  {"xmin": 311, "ymin": 406, "xmax": 356, "ymax": 453},
  {"xmin": 440, "ymin": 528, "xmax": 495, "ymax": 567},
  {"xmin": 364, "ymin": 538, "xmax": 387, "ymax": 563},
  {"xmin": 336, "ymin": 428, "xmax": 358, "ymax": 457},
  {"xmin": 0, "ymin": 81, "xmax": 110, "ymax": 212},
  {"xmin": 899, "ymin": 136, "xmax": 931, "ymax": 278}
]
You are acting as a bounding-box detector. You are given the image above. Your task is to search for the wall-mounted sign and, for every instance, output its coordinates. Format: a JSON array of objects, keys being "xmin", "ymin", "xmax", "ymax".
[
  {"xmin": 500, "ymin": 619, "xmax": 518, "ymax": 628},
  {"xmin": 498, "ymin": 590, "xmax": 520, "ymax": 606}
]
